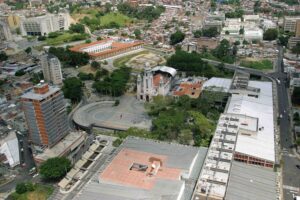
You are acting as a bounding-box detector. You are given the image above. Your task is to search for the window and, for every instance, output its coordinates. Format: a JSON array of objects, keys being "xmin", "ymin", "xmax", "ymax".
[{"xmin": 130, "ymin": 163, "xmax": 148, "ymax": 172}]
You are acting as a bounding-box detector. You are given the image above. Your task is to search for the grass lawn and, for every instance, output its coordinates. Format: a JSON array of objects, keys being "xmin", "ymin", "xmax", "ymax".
[
  {"xmin": 113, "ymin": 51, "xmax": 149, "ymax": 68},
  {"xmin": 78, "ymin": 64, "xmax": 97, "ymax": 75},
  {"xmin": 46, "ymin": 32, "xmax": 88, "ymax": 46},
  {"xmin": 240, "ymin": 59, "xmax": 273, "ymax": 70},
  {"xmin": 100, "ymin": 12, "xmax": 133, "ymax": 27},
  {"xmin": 10, "ymin": 184, "xmax": 54, "ymax": 200}
]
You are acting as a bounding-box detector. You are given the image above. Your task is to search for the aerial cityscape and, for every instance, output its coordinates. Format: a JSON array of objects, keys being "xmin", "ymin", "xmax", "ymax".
[{"xmin": 0, "ymin": 0, "xmax": 299, "ymax": 199}]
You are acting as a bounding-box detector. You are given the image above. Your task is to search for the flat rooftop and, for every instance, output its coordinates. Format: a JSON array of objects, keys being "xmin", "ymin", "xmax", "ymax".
[
  {"xmin": 225, "ymin": 161, "xmax": 277, "ymax": 200},
  {"xmin": 202, "ymin": 77, "xmax": 232, "ymax": 93},
  {"xmin": 226, "ymin": 81, "xmax": 275, "ymax": 162},
  {"xmin": 74, "ymin": 137, "xmax": 208, "ymax": 200},
  {"xmin": 21, "ymin": 84, "xmax": 60, "ymax": 101},
  {"xmin": 34, "ymin": 131, "xmax": 86, "ymax": 162}
]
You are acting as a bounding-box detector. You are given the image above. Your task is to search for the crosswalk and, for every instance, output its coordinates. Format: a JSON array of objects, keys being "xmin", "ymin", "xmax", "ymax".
[
  {"xmin": 283, "ymin": 185, "xmax": 299, "ymax": 192},
  {"xmin": 281, "ymin": 148, "xmax": 297, "ymax": 158}
]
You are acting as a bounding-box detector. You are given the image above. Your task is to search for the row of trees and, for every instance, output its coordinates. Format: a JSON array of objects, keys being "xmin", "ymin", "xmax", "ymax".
[
  {"xmin": 166, "ymin": 48, "xmax": 233, "ymax": 77},
  {"xmin": 193, "ymin": 27, "xmax": 219, "ymax": 38},
  {"xmin": 48, "ymin": 47, "xmax": 89, "ymax": 67},
  {"xmin": 117, "ymin": 3, "xmax": 165, "ymax": 22}
]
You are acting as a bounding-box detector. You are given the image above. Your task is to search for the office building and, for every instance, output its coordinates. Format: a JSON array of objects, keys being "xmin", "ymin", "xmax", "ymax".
[
  {"xmin": 20, "ymin": 13, "xmax": 70, "ymax": 36},
  {"xmin": 21, "ymin": 83, "xmax": 69, "ymax": 147},
  {"xmin": 283, "ymin": 16, "xmax": 300, "ymax": 32},
  {"xmin": 41, "ymin": 54, "xmax": 63, "ymax": 85}
]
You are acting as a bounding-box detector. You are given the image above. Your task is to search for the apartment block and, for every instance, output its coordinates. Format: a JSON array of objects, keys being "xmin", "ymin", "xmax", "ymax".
[
  {"xmin": 41, "ymin": 54, "xmax": 63, "ymax": 85},
  {"xmin": 283, "ymin": 16, "xmax": 300, "ymax": 32},
  {"xmin": 21, "ymin": 83, "xmax": 69, "ymax": 147}
]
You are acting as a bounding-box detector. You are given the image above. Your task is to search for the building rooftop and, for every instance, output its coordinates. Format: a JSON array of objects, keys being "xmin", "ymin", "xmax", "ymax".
[
  {"xmin": 202, "ymin": 77, "xmax": 232, "ymax": 92},
  {"xmin": 226, "ymin": 81, "xmax": 275, "ymax": 162},
  {"xmin": 74, "ymin": 137, "xmax": 208, "ymax": 200},
  {"xmin": 225, "ymin": 161, "xmax": 277, "ymax": 200},
  {"xmin": 0, "ymin": 131, "xmax": 20, "ymax": 167},
  {"xmin": 152, "ymin": 66, "xmax": 177, "ymax": 77},
  {"xmin": 34, "ymin": 131, "xmax": 87, "ymax": 162},
  {"xmin": 21, "ymin": 83, "xmax": 60, "ymax": 101}
]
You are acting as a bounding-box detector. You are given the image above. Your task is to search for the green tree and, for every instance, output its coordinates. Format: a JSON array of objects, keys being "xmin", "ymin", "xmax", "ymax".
[
  {"xmin": 69, "ymin": 23, "xmax": 85, "ymax": 34},
  {"xmin": 263, "ymin": 28, "xmax": 278, "ymax": 41},
  {"xmin": 77, "ymin": 72, "xmax": 94, "ymax": 80},
  {"xmin": 239, "ymin": 28, "xmax": 244, "ymax": 35},
  {"xmin": 85, "ymin": 39, "xmax": 91, "ymax": 43},
  {"xmin": 292, "ymin": 42, "xmax": 300, "ymax": 57},
  {"xmin": 25, "ymin": 47, "xmax": 32, "ymax": 54},
  {"xmin": 16, "ymin": 183, "xmax": 27, "ymax": 194},
  {"xmin": 170, "ymin": 30, "xmax": 185, "ymax": 45},
  {"xmin": 134, "ymin": 29, "xmax": 142, "ymax": 39},
  {"xmin": 15, "ymin": 70, "xmax": 26, "ymax": 76},
  {"xmin": 39, "ymin": 157, "xmax": 71, "ymax": 181},
  {"xmin": 202, "ymin": 27, "xmax": 219, "ymax": 37},
  {"xmin": 62, "ymin": 77, "xmax": 83, "ymax": 103},
  {"xmin": 278, "ymin": 35, "xmax": 289, "ymax": 46},
  {"xmin": 91, "ymin": 61, "xmax": 100, "ymax": 69},
  {"xmin": 193, "ymin": 30, "xmax": 202, "ymax": 38},
  {"xmin": 0, "ymin": 51, "xmax": 8, "ymax": 61},
  {"xmin": 292, "ymin": 87, "xmax": 300, "ymax": 106}
]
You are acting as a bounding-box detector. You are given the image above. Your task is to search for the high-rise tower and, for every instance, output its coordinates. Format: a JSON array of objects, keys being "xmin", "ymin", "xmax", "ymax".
[{"xmin": 21, "ymin": 83, "xmax": 69, "ymax": 147}]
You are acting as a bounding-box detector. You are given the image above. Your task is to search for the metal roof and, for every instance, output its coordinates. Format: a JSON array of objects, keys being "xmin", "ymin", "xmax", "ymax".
[
  {"xmin": 225, "ymin": 161, "xmax": 277, "ymax": 200},
  {"xmin": 152, "ymin": 66, "xmax": 177, "ymax": 77}
]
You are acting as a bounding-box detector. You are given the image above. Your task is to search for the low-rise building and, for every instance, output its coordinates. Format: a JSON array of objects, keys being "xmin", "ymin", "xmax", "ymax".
[
  {"xmin": 0, "ymin": 131, "xmax": 20, "ymax": 168},
  {"xmin": 284, "ymin": 16, "xmax": 300, "ymax": 33},
  {"xmin": 70, "ymin": 38, "xmax": 143, "ymax": 60}
]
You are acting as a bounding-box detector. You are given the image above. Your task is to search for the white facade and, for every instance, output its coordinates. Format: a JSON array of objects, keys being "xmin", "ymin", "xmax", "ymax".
[
  {"xmin": 0, "ymin": 131, "xmax": 20, "ymax": 168},
  {"xmin": 284, "ymin": 16, "xmax": 300, "ymax": 32},
  {"xmin": 20, "ymin": 13, "xmax": 70, "ymax": 36},
  {"xmin": 137, "ymin": 65, "xmax": 176, "ymax": 102},
  {"xmin": 81, "ymin": 40, "xmax": 113, "ymax": 53},
  {"xmin": 244, "ymin": 29, "xmax": 263, "ymax": 41},
  {"xmin": 41, "ymin": 54, "xmax": 63, "ymax": 85}
]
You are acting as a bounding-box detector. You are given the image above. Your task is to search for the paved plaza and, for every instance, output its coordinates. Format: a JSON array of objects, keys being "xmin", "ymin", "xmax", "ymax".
[{"xmin": 73, "ymin": 95, "xmax": 151, "ymax": 130}]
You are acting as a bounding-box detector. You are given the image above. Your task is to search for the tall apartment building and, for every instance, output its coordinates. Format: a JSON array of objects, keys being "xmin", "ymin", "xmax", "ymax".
[
  {"xmin": 21, "ymin": 83, "xmax": 69, "ymax": 147},
  {"xmin": 283, "ymin": 16, "xmax": 300, "ymax": 32},
  {"xmin": 41, "ymin": 54, "xmax": 63, "ymax": 85},
  {"xmin": 20, "ymin": 13, "xmax": 70, "ymax": 36}
]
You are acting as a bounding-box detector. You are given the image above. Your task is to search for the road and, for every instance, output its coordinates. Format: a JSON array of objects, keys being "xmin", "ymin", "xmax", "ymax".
[{"xmin": 203, "ymin": 46, "xmax": 300, "ymax": 199}]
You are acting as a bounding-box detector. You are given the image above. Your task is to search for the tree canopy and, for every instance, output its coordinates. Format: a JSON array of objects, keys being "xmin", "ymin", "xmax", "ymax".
[
  {"xmin": 39, "ymin": 157, "xmax": 71, "ymax": 181},
  {"xmin": 93, "ymin": 67, "xmax": 130, "ymax": 96},
  {"xmin": 166, "ymin": 49, "xmax": 233, "ymax": 77},
  {"xmin": 117, "ymin": 3, "xmax": 165, "ymax": 21},
  {"xmin": 225, "ymin": 8, "xmax": 244, "ymax": 18},
  {"xmin": 292, "ymin": 42, "xmax": 300, "ymax": 57},
  {"xmin": 62, "ymin": 77, "xmax": 83, "ymax": 103},
  {"xmin": 193, "ymin": 27, "xmax": 219, "ymax": 38},
  {"xmin": 48, "ymin": 47, "xmax": 89, "ymax": 67},
  {"xmin": 212, "ymin": 39, "xmax": 235, "ymax": 63},
  {"xmin": 292, "ymin": 87, "xmax": 300, "ymax": 106},
  {"xmin": 263, "ymin": 28, "xmax": 278, "ymax": 41},
  {"xmin": 0, "ymin": 51, "xmax": 8, "ymax": 61},
  {"xmin": 69, "ymin": 23, "xmax": 85, "ymax": 34},
  {"xmin": 170, "ymin": 30, "xmax": 185, "ymax": 45}
]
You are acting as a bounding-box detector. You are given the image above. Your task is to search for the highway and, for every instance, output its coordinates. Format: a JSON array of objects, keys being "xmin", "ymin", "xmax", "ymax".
[{"xmin": 203, "ymin": 46, "xmax": 299, "ymax": 200}]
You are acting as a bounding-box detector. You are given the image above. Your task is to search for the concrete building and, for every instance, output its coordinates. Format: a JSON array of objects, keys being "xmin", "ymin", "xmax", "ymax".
[
  {"xmin": 20, "ymin": 13, "xmax": 70, "ymax": 36},
  {"xmin": 70, "ymin": 38, "xmax": 143, "ymax": 60},
  {"xmin": 244, "ymin": 29, "xmax": 263, "ymax": 42},
  {"xmin": 288, "ymin": 36, "xmax": 300, "ymax": 49},
  {"xmin": 73, "ymin": 136, "xmax": 208, "ymax": 200},
  {"xmin": 137, "ymin": 65, "xmax": 176, "ymax": 101},
  {"xmin": 283, "ymin": 16, "xmax": 300, "ymax": 33},
  {"xmin": 41, "ymin": 54, "xmax": 63, "ymax": 85},
  {"xmin": 21, "ymin": 83, "xmax": 69, "ymax": 147},
  {"xmin": 192, "ymin": 73, "xmax": 278, "ymax": 200},
  {"xmin": 0, "ymin": 20, "xmax": 12, "ymax": 41},
  {"xmin": 0, "ymin": 131, "xmax": 20, "ymax": 168},
  {"xmin": 33, "ymin": 130, "xmax": 88, "ymax": 165},
  {"xmin": 243, "ymin": 15, "xmax": 260, "ymax": 23}
]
